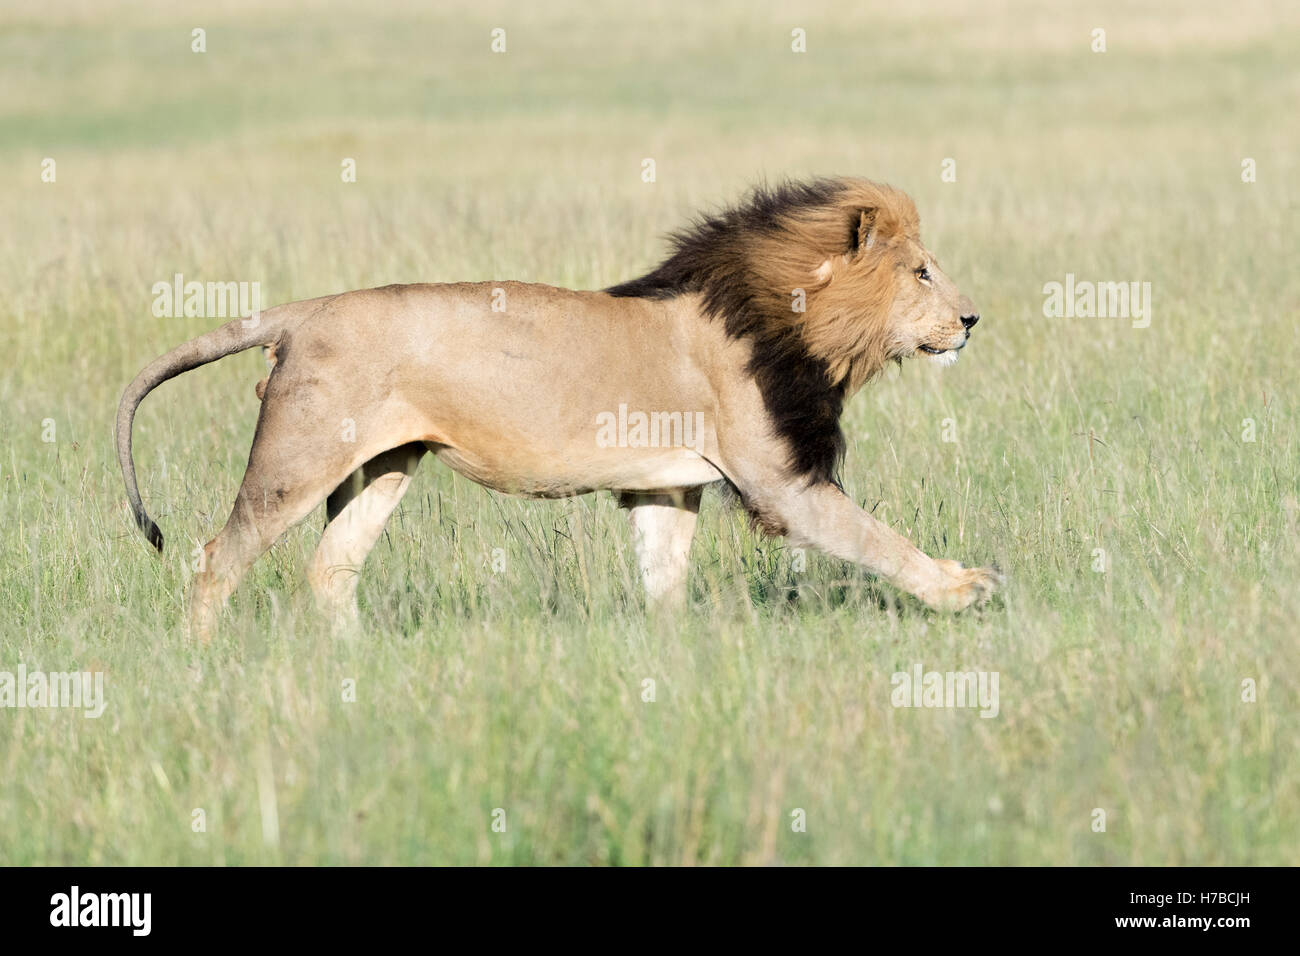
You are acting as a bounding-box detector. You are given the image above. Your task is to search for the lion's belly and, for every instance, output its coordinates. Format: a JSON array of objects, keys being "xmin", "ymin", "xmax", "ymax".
[{"xmin": 430, "ymin": 442, "xmax": 722, "ymax": 497}]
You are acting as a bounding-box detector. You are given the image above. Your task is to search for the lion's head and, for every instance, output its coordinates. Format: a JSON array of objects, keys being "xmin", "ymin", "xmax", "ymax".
[
  {"xmin": 810, "ymin": 191, "xmax": 978, "ymax": 377},
  {"xmin": 738, "ymin": 178, "xmax": 980, "ymax": 392},
  {"xmin": 606, "ymin": 177, "xmax": 980, "ymax": 481}
]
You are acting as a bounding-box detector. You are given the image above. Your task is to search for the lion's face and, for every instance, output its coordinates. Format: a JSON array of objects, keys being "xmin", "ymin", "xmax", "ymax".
[
  {"xmin": 879, "ymin": 238, "xmax": 978, "ymax": 368},
  {"xmin": 805, "ymin": 200, "xmax": 980, "ymax": 389}
]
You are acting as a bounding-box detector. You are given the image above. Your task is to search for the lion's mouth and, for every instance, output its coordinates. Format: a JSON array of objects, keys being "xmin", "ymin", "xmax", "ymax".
[
  {"xmin": 917, "ymin": 342, "xmax": 964, "ymax": 367},
  {"xmin": 918, "ymin": 334, "xmax": 970, "ymax": 359}
]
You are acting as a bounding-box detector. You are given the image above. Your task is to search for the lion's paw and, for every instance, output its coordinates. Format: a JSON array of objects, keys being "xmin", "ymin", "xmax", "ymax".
[{"xmin": 927, "ymin": 560, "xmax": 1004, "ymax": 612}]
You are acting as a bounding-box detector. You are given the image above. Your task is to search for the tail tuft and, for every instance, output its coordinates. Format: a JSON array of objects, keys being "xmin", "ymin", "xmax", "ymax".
[{"xmin": 134, "ymin": 506, "xmax": 164, "ymax": 552}]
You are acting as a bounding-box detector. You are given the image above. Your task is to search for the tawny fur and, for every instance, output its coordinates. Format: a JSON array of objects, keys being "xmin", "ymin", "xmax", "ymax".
[{"xmin": 116, "ymin": 177, "xmax": 1000, "ymax": 641}]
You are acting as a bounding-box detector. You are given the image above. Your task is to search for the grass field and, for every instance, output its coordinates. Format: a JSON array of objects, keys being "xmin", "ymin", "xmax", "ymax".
[{"xmin": 1, "ymin": 0, "xmax": 1297, "ymax": 865}]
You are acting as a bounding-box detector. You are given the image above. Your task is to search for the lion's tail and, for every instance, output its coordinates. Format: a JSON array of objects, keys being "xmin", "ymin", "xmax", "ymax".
[{"xmin": 115, "ymin": 301, "xmax": 314, "ymax": 553}]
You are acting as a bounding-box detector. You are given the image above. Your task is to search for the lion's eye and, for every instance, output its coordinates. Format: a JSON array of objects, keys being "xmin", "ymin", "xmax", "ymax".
[{"xmin": 915, "ymin": 265, "xmax": 931, "ymax": 283}]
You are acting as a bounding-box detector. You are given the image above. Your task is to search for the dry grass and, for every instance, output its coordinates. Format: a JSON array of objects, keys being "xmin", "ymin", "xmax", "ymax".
[{"xmin": 0, "ymin": 0, "xmax": 1296, "ymax": 864}]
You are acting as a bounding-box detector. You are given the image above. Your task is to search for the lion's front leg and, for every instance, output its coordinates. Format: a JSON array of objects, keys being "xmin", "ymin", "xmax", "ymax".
[
  {"xmin": 617, "ymin": 488, "xmax": 702, "ymax": 609},
  {"xmin": 751, "ymin": 481, "xmax": 1001, "ymax": 611}
]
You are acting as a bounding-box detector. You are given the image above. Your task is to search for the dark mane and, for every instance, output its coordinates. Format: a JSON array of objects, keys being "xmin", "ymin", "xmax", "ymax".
[{"xmin": 606, "ymin": 178, "xmax": 861, "ymax": 485}]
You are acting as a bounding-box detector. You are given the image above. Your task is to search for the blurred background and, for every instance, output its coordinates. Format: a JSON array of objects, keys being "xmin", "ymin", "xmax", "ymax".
[{"xmin": 0, "ymin": 0, "xmax": 1296, "ymax": 864}]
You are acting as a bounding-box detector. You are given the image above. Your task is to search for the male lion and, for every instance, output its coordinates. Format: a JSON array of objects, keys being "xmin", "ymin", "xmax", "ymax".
[{"xmin": 116, "ymin": 178, "xmax": 1000, "ymax": 640}]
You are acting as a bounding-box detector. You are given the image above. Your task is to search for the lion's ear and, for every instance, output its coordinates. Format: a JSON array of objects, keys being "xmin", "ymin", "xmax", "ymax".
[{"xmin": 850, "ymin": 208, "xmax": 878, "ymax": 254}]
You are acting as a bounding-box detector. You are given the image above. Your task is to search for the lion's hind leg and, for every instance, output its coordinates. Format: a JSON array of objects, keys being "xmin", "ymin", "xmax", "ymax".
[
  {"xmin": 191, "ymin": 451, "xmax": 344, "ymax": 644},
  {"xmin": 307, "ymin": 443, "xmax": 426, "ymax": 627},
  {"xmin": 617, "ymin": 487, "xmax": 703, "ymax": 609},
  {"xmin": 189, "ymin": 376, "xmax": 413, "ymax": 642}
]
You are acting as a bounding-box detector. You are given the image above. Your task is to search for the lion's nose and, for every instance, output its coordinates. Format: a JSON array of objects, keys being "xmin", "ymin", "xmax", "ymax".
[{"xmin": 960, "ymin": 312, "xmax": 979, "ymax": 330}]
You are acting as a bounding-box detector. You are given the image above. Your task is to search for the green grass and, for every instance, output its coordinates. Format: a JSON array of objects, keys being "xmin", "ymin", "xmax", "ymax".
[{"xmin": 0, "ymin": 0, "xmax": 1296, "ymax": 864}]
